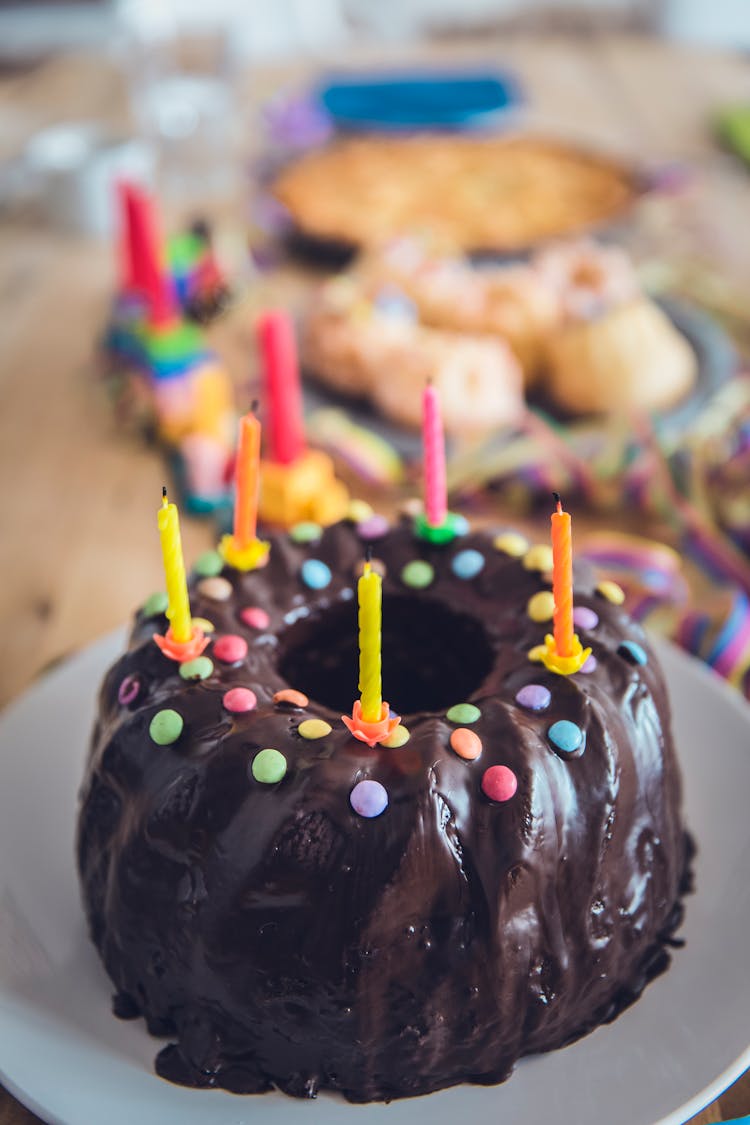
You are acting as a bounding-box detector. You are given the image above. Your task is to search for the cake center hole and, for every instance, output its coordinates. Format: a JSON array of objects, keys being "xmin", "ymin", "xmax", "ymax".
[{"xmin": 278, "ymin": 595, "xmax": 494, "ymax": 716}]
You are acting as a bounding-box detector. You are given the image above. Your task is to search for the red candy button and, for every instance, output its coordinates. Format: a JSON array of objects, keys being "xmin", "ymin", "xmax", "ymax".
[
  {"xmin": 481, "ymin": 765, "xmax": 517, "ymax": 802},
  {"xmin": 214, "ymin": 634, "xmax": 248, "ymax": 663},
  {"xmin": 240, "ymin": 607, "xmax": 270, "ymax": 630}
]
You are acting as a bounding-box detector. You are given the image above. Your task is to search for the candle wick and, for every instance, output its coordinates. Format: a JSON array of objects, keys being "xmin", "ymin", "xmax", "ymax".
[
  {"xmin": 250, "ymin": 399, "xmax": 259, "ymax": 414},
  {"xmin": 365, "ymin": 544, "xmax": 373, "ymax": 563},
  {"xmin": 162, "ymin": 485, "xmax": 168, "ymax": 506},
  {"xmin": 552, "ymin": 490, "xmax": 562, "ymax": 513}
]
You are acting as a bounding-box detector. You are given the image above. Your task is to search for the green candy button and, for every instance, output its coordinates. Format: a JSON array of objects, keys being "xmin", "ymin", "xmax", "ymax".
[
  {"xmin": 194, "ymin": 550, "xmax": 224, "ymax": 578},
  {"xmin": 179, "ymin": 656, "xmax": 214, "ymax": 681},
  {"xmin": 289, "ymin": 522, "xmax": 322, "ymax": 544},
  {"xmin": 446, "ymin": 702, "xmax": 481, "ymax": 724},
  {"xmin": 252, "ymin": 748, "xmax": 287, "ymax": 784},
  {"xmin": 149, "ymin": 709, "xmax": 184, "ymax": 745},
  {"xmin": 401, "ymin": 560, "xmax": 435, "ymax": 589},
  {"xmin": 142, "ymin": 591, "xmax": 169, "ymax": 617}
]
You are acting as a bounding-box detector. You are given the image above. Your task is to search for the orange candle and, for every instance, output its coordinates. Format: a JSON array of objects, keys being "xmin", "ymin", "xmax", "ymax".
[
  {"xmin": 551, "ymin": 493, "xmax": 575, "ymax": 658},
  {"xmin": 234, "ymin": 406, "xmax": 261, "ymax": 549}
]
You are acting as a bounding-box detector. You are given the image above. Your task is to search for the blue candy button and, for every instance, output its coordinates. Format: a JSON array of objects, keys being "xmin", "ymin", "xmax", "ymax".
[
  {"xmin": 548, "ymin": 719, "xmax": 585, "ymax": 758},
  {"xmin": 300, "ymin": 559, "xmax": 332, "ymax": 590},
  {"xmin": 618, "ymin": 641, "xmax": 648, "ymax": 666},
  {"xmin": 451, "ymin": 549, "xmax": 485, "ymax": 580}
]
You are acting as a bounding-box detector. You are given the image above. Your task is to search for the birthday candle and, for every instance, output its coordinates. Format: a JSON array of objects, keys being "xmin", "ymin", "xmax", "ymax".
[
  {"xmin": 258, "ymin": 309, "xmax": 305, "ymax": 465},
  {"xmin": 423, "ymin": 382, "xmax": 447, "ymax": 528},
  {"xmin": 551, "ymin": 493, "xmax": 575, "ymax": 658},
  {"xmin": 358, "ymin": 561, "xmax": 382, "ymax": 722},
  {"xmin": 234, "ymin": 407, "xmax": 261, "ymax": 548},
  {"xmin": 158, "ymin": 488, "xmax": 193, "ymax": 643}
]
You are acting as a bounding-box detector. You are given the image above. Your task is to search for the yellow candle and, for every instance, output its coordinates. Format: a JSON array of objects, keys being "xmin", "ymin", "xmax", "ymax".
[
  {"xmin": 157, "ymin": 489, "xmax": 193, "ymax": 643},
  {"xmin": 358, "ymin": 561, "xmax": 382, "ymax": 722}
]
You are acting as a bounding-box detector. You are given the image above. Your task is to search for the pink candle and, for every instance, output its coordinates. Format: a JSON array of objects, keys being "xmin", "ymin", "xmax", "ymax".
[
  {"xmin": 258, "ymin": 309, "xmax": 305, "ymax": 466},
  {"xmin": 423, "ymin": 382, "xmax": 447, "ymax": 528}
]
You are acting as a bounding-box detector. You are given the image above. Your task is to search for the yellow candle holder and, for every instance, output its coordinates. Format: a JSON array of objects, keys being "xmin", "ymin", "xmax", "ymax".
[
  {"xmin": 154, "ymin": 625, "xmax": 210, "ymax": 663},
  {"xmin": 218, "ymin": 534, "xmax": 270, "ymax": 572},
  {"xmin": 538, "ymin": 633, "xmax": 592, "ymax": 676},
  {"xmin": 259, "ymin": 449, "xmax": 349, "ymax": 529},
  {"xmin": 342, "ymin": 701, "xmax": 401, "ymax": 748}
]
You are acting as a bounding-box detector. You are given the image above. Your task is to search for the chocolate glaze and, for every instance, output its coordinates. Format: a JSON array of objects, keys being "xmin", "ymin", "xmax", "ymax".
[{"xmin": 77, "ymin": 519, "xmax": 689, "ymax": 1102}]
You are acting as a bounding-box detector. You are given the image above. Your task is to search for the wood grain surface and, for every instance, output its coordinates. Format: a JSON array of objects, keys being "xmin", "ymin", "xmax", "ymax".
[{"xmin": 0, "ymin": 29, "xmax": 748, "ymax": 1125}]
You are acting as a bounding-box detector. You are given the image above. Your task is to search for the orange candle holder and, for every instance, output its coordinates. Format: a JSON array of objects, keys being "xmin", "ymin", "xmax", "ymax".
[
  {"xmin": 538, "ymin": 633, "xmax": 591, "ymax": 676},
  {"xmin": 154, "ymin": 624, "xmax": 210, "ymax": 663},
  {"xmin": 259, "ymin": 449, "xmax": 349, "ymax": 529},
  {"xmin": 342, "ymin": 700, "xmax": 401, "ymax": 748}
]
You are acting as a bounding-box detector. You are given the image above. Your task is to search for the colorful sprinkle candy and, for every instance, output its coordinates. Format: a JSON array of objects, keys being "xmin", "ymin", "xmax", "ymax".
[
  {"xmin": 149, "ymin": 709, "xmax": 183, "ymax": 745},
  {"xmin": 357, "ymin": 514, "xmax": 389, "ymax": 540},
  {"xmin": 527, "ymin": 590, "xmax": 555, "ymax": 623},
  {"xmin": 515, "ymin": 684, "xmax": 551, "ymax": 712},
  {"xmin": 548, "ymin": 719, "xmax": 585, "ymax": 758},
  {"xmin": 118, "ymin": 674, "xmax": 141, "ymax": 706},
  {"xmin": 298, "ymin": 719, "xmax": 332, "ymax": 739},
  {"xmin": 451, "ymin": 549, "xmax": 485, "ymax": 580},
  {"xmin": 446, "ymin": 702, "xmax": 481, "ymax": 724},
  {"xmin": 618, "ymin": 640, "xmax": 648, "ymax": 665},
  {"xmin": 382, "ymin": 725, "xmax": 410, "ymax": 748},
  {"xmin": 274, "ymin": 688, "xmax": 309, "ymax": 708},
  {"xmin": 179, "ymin": 656, "xmax": 214, "ymax": 681},
  {"xmin": 493, "ymin": 532, "xmax": 528, "ymax": 557},
  {"xmin": 481, "ymin": 765, "xmax": 517, "ymax": 802},
  {"xmin": 301, "ymin": 559, "xmax": 332, "ymax": 590},
  {"xmin": 450, "ymin": 728, "xmax": 482, "ymax": 760},
  {"xmin": 214, "ymin": 635, "xmax": 248, "ymax": 664},
  {"xmin": 597, "ymin": 580, "xmax": 625, "ymax": 605},
  {"xmin": 350, "ymin": 779, "xmax": 389, "ymax": 818},
  {"xmin": 197, "ymin": 576, "xmax": 233, "ymax": 601},
  {"xmin": 290, "ymin": 522, "xmax": 322, "ymax": 545},
  {"xmin": 194, "ymin": 550, "xmax": 224, "ymax": 577},
  {"xmin": 573, "ymin": 606, "xmax": 600, "ymax": 630},
  {"xmin": 142, "ymin": 592, "xmax": 168, "ymax": 617},
  {"xmin": 523, "ymin": 545, "xmax": 554, "ymax": 573},
  {"xmin": 252, "ymin": 748, "xmax": 287, "ymax": 784},
  {"xmin": 401, "ymin": 560, "xmax": 434, "ymax": 589},
  {"xmin": 223, "ymin": 687, "xmax": 257, "ymax": 713},
  {"xmin": 241, "ymin": 606, "xmax": 270, "ymax": 630}
]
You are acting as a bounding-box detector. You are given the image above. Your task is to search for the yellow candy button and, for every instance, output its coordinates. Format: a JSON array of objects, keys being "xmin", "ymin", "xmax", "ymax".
[
  {"xmin": 382, "ymin": 725, "xmax": 410, "ymax": 748},
  {"xmin": 347, "ymin": 499, "xmax": 374, "ymax": 523},
  {"xmin": 197, "ymin": 576, "xmax": 233, "ymax": 601},
  {"xmin": 527, "ymin": 590, "xmax": 555, "ymax": 623},
  {"xmin": 597, "ymin": 580, "xmax": 625, "ymax": 606},
  {"xmin": 298, "ymin": 719, "xmax": 332, "ymax": 740},
  {"xmin": 523, "ymin": 545, "xmax": 554, "ymax": 572},
  {"xmin": 493, "ymin": 532, "xmax": 529, "ymax": 557},
  {"xmin": 191, "ymin": 617, "xmax": 215, "ymax": 634}
]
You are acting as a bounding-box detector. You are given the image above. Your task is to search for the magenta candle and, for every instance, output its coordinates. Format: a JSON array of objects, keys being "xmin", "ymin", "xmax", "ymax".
[
  {"xmin": 423, "ymin": 382, "xmax": 447, "ymax": 528},
  {"xmin": 258, "ymin": 309, "xmax": 306, "ymax": 465}
]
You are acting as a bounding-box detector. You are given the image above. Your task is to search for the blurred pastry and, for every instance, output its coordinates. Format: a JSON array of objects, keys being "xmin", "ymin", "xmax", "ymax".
[
  {"xmin": 533, "ymin": 238, "xmax": 639, "ymax": 321},
  {"xmin": 545, "ymin": 296, "xmax": 697, "ymax": 415}
]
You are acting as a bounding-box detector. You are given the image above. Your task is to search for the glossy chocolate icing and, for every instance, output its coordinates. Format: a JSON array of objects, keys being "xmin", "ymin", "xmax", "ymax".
[{"xmin": 77, "ymin": 518, "xmax": 688, "ymax": 1102}]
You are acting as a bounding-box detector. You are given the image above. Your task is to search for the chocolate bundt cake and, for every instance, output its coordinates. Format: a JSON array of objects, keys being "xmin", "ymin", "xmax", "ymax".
[{"xmin": 77, "ymin": 516, "xmax": 689, "ymax": 1102}]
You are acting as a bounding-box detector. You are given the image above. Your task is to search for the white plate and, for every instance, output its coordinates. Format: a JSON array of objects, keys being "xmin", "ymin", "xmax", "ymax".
[{"xmin": 0, "ymin": 632, "xmax": 748, "ymax": 1125}]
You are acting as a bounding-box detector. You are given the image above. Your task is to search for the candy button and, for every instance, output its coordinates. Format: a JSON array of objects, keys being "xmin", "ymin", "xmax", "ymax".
[
  {"xmin": 446, "ymin": 702, "xmax": 480, "ymax": 724},
  {"xmin": 298, "ymin": 719, "xmax": 332, "ymax": 739},
  {"xmin": 450, "ymin": 513, "xmax": 470, "ymax": 537},
  {"xmin": 401, "ymin": 560, "xmax": 434, "ymax": 589},
  {"xmin": 527, "ymin": 590, "xmax": 555, "ymax": 622},
  {"xmin": 350, "ymin": 779, "xmax": 388, "ymax": 818},
  {"xmin": 357, "ymin": 514, "xmax": 389, "ymax": 540},
  {"xmin": 573, "ymin": 606, "xmax": 600, "ymax": 630},
  {"xmin": 118, "ymin": 674, "xmax": 141, "ymax": 706},
  {"xmin": 382, "ymin": 725, "xmax": 410, "ymax": 748},
  {"xmin": 493, "ymin": 532, "xmax": 528, "ymax": 557},
  {"xmin": 149, "ymin": 709, "xmax": 183, "ymax": 746},
  {"xmin": 451, "ymin": 549, "xmax": 485, "ymax": 580},
  {"xmin": 251, "ymin": 748, "xmax": 287, "ymax": 784},
  {"xmin": 142, "ymin": 592, "xmax": 168, "ymax": 617},
  {"xmin": 197, "ymin": 576, "xmax": 233, "ymax": 601},
  {"xmin": 355, "ymin": 556, "xmax": 386, "ymax": 579},
  {"xmin": 191, "ymin": 617, "xmax": 215, "ymax": 634},
  {"xmin": 194, "ymin": 550, "xmax": 224, "ymax": 578},
  {"xmin": 450, "ymin": 728, "xmax": 482, "ymax": 760},
  {"xmin": 179, "ymin": 656, "xmax": 213, "ymax": 681},
  {"xmin": 523, "ymin": 545, "xmax": 554, "ymax": 572},
  {"xmin": 274, "ymin": 688, "xmax": 309, "ymax": 708},
  {"xmin": 301, "ymin": 559, "xmax": 332, "ymax": 590},
  {"xmin": 578, "ymin": 654, "xmax": 597, "ymax": 674},
  {"xmin": 481, "ymin": 765, "xmax": 517, "ymax": 802},
  {"xmin": 223, "ymin": 687, "xmax": 257, "ymax": 713},
  {"xmin": 214, "ymin": 634, "xmax": 248, "ymax": 664},
  {"xmin": 515, "ymin": 684, "xmax": 551, "ymax": 712},
  {"xmin": 618, "ymin": 640, "xmax": 648, "ymax": 666},
  {"xmin": 597, "ymin": 580, "xmax": 625, "ymax": 605},
  {"xmin": 241, "ymin": 606, "xmax": 270, "ymax": 630},
  {"xmin": 290, "ymin": 522, "xmax": 323, "ymax": 545},
  {"xmin": 548, "ymin": 720, "xmax": 585, "ymax": 758},
  {"xmin": 347, "ymin": 499, "xmax": 374, "ymax": 523}
]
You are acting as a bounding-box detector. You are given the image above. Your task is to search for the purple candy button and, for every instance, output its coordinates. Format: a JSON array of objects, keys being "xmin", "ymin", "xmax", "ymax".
[
  {"xmin": 118, "ymin": 674, "xmax": 141, "ymax": 707},
  {"xmin": 357, "ymin": 515, "xmax": 390, "ymax": 541},
  {"xmin": 573, "ymin": 606, "xmax": 600, "ymax": 631},
  {"xmin": 515, "ymin": 683, "xmax": 551, "ymax": 712},
  {"xmin": 350, "ymin": 779, "xmax": 389, "ymax": 818},
  {"xmin": 579, "ymin": 654, "xmax": 597, "ymax": 674}
]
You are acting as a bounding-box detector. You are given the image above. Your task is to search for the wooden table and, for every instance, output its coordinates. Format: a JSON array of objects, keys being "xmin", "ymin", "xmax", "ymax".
[{"xmin": 0, "ymin": 30, "xmax": 748, "ymax": 1125}]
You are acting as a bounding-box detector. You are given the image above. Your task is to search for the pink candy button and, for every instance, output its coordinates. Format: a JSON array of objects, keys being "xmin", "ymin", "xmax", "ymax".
[
  {"xmin": 481, "ymin": 765, "xmax": 518, "ymax": 803},
  {"xmin": 223, "ymin": 687, "xmax": 257, "ymax": 713},
  {"xmin": 214, "ymin": 634, "xmax": 248, "ymax": 664},
  {"xmin": 240, "ymin": 607, "xmax": 270, "ymax": 630}
]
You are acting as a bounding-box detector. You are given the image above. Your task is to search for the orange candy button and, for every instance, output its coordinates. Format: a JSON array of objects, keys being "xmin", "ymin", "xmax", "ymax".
[
  {"xmin": 273, "ymin": 688, "xmax": 309, "ymax": 708},
  {"xmin": 450, "ymin": 727, "xmax": 482, "ymax": 761}
]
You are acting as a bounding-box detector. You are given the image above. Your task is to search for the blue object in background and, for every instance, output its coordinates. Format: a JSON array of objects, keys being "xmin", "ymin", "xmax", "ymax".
[{"xmin": 316, "ymin": 70, "xmax": 523, "ymax": 131}]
